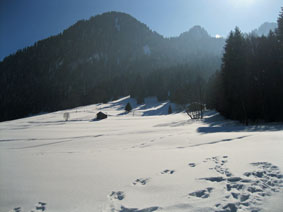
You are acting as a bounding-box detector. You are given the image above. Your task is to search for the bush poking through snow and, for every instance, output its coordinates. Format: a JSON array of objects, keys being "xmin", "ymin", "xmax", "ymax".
[
  {"xmin": 125, "ymin": 102, "xmax": 132, "ymax": 112},
  {"xmin": 63, "ymin": 112, "xmax": 70, "ymax": 121}
]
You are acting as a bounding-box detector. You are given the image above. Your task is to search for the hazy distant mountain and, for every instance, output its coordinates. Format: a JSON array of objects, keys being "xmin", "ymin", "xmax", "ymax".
[
  {"xmin": 175, "ymin": 25, "xmax": 225, "ymax": 57},
  {"xmin": 0, "ymin": 11, "xmax": 225, "ymax": 121},
  {"xmin": 180, "ymin": 25, "xmax": 210, "ymax": 40},
  {"xmin": 251, "ymin": 22, "xmax": 277, "ymax": 36}
]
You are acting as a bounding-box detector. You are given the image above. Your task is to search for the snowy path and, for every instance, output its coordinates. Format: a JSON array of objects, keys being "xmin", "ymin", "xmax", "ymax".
[{"xmin": 0, "ymin": 97, "xmax": 283, "ymax": 212}]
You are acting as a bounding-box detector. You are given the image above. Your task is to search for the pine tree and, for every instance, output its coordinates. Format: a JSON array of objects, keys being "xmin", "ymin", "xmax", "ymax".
[
  {"xmin": 125, "ymin": 102, "xmax": 132, "ymax": 112},
  {"xmin": 221, "ymin": 27, "xmax": 248, "ymax": 123},
  {"xmin": 207, "ymin": 8, "xmax": 283, "ymax": 123}
]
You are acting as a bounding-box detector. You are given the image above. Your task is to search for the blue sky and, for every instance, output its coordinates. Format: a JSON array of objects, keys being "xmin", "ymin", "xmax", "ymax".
[{"xmin": 0, "ymin": 0, "xmax": 281, "ymax": 61}]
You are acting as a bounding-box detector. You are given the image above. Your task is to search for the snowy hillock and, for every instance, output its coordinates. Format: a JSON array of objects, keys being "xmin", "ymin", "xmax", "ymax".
[{"xmin": 0, "ymin": 97, "xmax": 283, "ymax": 212}]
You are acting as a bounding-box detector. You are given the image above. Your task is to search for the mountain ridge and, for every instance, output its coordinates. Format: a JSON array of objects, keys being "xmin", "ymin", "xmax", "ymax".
[
  {"xmin": 2, "ymin": 11, "xmax": 223, "ymax": 63},
  {"xmin": 0, "ymin": 11, "xmax": 277, "ymax": 122},
  {"xmin": 0, "ymin": 11, "xmax": 223, "ymax": 121},
  {"xmin": 251, "ymin": 22, "xmax": 277, "ymax": 36}
]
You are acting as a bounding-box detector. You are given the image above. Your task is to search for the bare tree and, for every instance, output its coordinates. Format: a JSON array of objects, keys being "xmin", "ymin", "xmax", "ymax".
[{"xmin": 186, "ymin": 102, "xmax": 205, "ymax": 119}]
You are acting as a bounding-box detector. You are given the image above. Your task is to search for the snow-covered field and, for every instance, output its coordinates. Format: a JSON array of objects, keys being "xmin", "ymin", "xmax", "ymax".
[{"xmin": 1, "ymin": 96, "xmax": 283, "ymax": 212}]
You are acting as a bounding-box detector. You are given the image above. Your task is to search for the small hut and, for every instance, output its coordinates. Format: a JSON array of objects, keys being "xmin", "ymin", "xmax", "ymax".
[{"xmin": 96, "ymin": 112, "xmax": 107, "ymax": 120}]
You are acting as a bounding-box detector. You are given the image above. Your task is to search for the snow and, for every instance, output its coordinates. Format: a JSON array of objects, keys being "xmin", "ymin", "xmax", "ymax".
[
  {"xmin": 0, "ymin": 96, "xmax": 283, "ymax": 212},
  {"xmin": 143, "ymin": 45, "xmax": 151, "ymax": 56}
]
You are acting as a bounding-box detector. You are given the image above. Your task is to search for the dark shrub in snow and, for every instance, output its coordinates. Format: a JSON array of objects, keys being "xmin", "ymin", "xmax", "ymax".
[{"xmin": 125, "ymin": 102, "xmax": 132, "ymax": 112}]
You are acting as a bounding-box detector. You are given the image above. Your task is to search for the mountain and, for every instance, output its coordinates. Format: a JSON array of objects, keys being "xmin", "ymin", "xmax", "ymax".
[
  {"xmin": 251, "ymin": 22, "xmax": 277, "ymax": 36},
  {"xmin": 0, "ymin": 11, "xmax": 225, "ymax": 122},
  {"xmin": 174, "ymin": 25, "xmax": 225, "ymax": 58}
]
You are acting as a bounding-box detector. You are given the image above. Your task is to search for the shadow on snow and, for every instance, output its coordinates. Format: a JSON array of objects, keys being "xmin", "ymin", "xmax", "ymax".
[{"xmin": 197, "ymin": 111, "xmax": 283, "ymax": 134}]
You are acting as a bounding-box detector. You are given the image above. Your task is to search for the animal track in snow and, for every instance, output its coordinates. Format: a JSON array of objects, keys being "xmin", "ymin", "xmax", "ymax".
[
  {"xmin": 118, "ymin": 205, "xmax": 160, "ymax": 212},
  {"xmin": 201, "ymin": 176, "xmax": 226, "ymax": 182},
  {"xmin": 108, "ymin": 157, "xmax": 282, "ymax": 212},
  {"xmin": 161, "ymin": 169, "xmax": 175, "ymax": 174},
  {"xmin": 188, "ymin": 163, "xmax": 196, "ymax": 167},
  {"xmin": 11, "ymin": 207, "xmax": 21, "ymax": 212},
  {"xmin": 34, "ymin": 202, "xmax": 47, "ymax": 212},
  {"xmin": 108, "ymin": 202, "xmax": 159, "ymax": 212},
  {"xmin": 10, "ymin": 202, "xmax": 47, "ymax": 212},
  {"xmin": 109, "ymin": 191, "xmax": 125, "ymax": 201},
  {"xmin": 189, "ymin": 187, "xmax": 213, "ymax": 199},
  {"xmin": 133, "ymin": 178, "xmax": 150, "ymax": 186},
  {"xmin": 198, "ymin": 158, "xmax": 283, "ymax": 212},
  {"xmin": 205, "ymin": 155, "xmax": 232, "ymax": 177},
  {"xmin": 35, "ymin": 206, "xmax": 46, "ymax": 211}
]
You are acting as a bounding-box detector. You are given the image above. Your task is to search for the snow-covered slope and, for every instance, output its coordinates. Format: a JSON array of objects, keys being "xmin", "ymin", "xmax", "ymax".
[{"xmin": 0, "ymin": 97, "xmax": 283, "ymax": 212}]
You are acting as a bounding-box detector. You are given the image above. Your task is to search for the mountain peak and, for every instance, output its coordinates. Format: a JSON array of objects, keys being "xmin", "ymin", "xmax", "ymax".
[
  {"xmin": 179, "ymin": 25, "xmax": 210, "ymax": 40},
  {"xmin": 251, "ymin": 22, "xmax": 277, "ymax": 36},
  {"xmin": 93, "ymin": 11, "xmax": 134, "ymax": 20}
]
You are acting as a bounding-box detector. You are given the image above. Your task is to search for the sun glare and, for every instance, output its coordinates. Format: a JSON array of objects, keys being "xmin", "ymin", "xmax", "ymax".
[{"xmin": 215, "ymin": 34, "xmax": 222, "ymax": 39}]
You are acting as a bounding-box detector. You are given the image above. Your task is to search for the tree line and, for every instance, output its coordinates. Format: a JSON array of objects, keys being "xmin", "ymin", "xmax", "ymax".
[{"xmin": 207, "ymin": 8, "xmax": 283, "ymax": 123}]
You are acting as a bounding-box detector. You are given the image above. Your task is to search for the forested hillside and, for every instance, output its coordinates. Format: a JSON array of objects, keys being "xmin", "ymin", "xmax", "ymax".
[{"xmin": 0, "ymin": 11, "xmax": 224, "ymax": 121}]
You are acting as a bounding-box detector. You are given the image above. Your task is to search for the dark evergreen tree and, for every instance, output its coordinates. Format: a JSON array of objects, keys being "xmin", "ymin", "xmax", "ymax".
[
  {"xmin": 221, "ymin": 27, "xmax": 249, "ymax": 123},
  {"xmin": 125, "ymin": 102, "xmax": 132, "ymax": 112},
  {"xmin": 210, "ymin": 8, "xmax": 283, "ymax": 123}
]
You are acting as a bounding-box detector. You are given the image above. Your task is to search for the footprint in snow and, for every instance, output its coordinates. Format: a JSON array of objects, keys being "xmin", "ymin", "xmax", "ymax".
[
  {"xmin": 35, "ymin": 202, "xmax": 47, "ymax": 211},
  {"xmin": 133, "ymin": 178, "xmax": 150, "ymax": 186},
  {"xmin": 10, "ymin": 202, "xmax": 47, "ymax": 212},
  {"xmin": 118, "ymin": 206, "xmax": 160, "ymax": 212},
  {"xmin": 12, "ymin": 207, "xmax": 21, "ymax": 212},
  {"xmin": 206, "ymin": 156, "xmax": 232, "ymax": 176},
  {"xmin": 188, "ymin": 163, "xmax": 196, "ymax": 167},
  {"xmin": 109, "ymin": 191, "xmax": 125, "ymax": 201},
  {"xmin": 199, "ymin": 161, "xmax": 283, "ymax": 212},
  {"xmin": 161, "ymin": 169, "xmax": 175, "ymax": 174},
  {"xmin": 189, "ymin": 187, "xmax": 213, "ymax": 199},
  {"xmin": 203, "ymin": 155, "xmax": 228, "ymax": 163}
]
